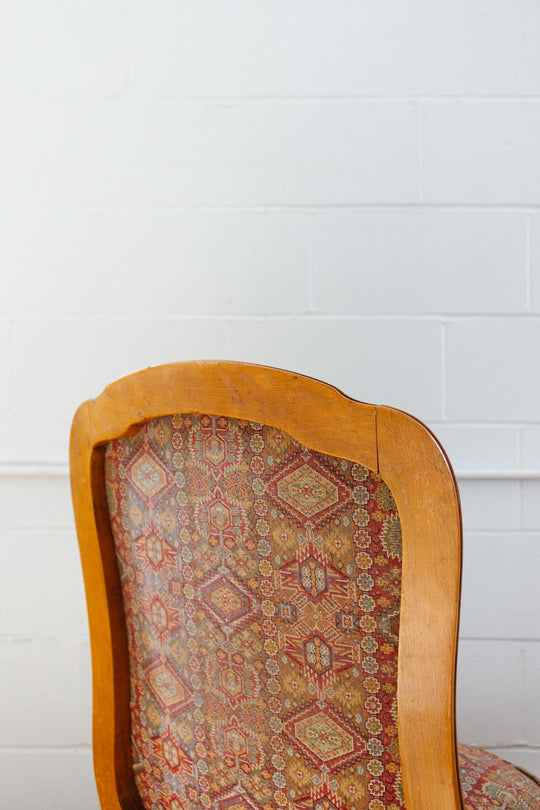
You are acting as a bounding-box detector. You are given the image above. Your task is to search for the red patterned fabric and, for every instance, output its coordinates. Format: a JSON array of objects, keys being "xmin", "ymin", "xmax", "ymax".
[
  {"xmin": 105, "ymin": 414, "xmax": 404, "ymax": 810},
  {"xmin": 458, "ymin": 743, "xmax": 540, "ymax": 809}
]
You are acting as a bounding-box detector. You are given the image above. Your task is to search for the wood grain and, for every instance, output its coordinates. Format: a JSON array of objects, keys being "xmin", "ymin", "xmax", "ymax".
[{"xmin": 70, "ymin": 360, "xmax": 463, "ymax": 810}]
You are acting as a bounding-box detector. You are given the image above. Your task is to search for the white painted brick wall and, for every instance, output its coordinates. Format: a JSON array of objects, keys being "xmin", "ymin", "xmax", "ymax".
[
  {"xmin": 0, "ymin": 211, "xmax": 312, "ymax": 317},
  {"xmin": 522, "ymin": 426, "xmax": 540, "ymax": 467},
  {"xmin": 446, "ymin": 319, "xmax": 540, "ymax": 422},
  {"xmin": 1, "ymin": 2, "xmax": 539, "ymax": 807},
  {"xmin": 424, "ymin": 102, "xmax": 540, "ymax": 204},
  {"xmin": 0, "ymin": 1, "xmax": 127, "ymax": 96},
  {"xmin": 431, "ymin": 425, "xmax": 519, "ymax": 471},
  {"xmin": 460, "ymin": 533, "xmax": 540, "ymax": 639},
  {"xmin": 313, "ymin": 211, "xmax": 528, "ymax": 315},
  {"xmin": 129, "ymin": 0, "xmax": 540, "ymax": 98}
]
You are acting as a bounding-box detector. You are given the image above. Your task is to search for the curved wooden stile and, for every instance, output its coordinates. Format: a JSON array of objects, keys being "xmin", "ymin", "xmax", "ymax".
[
  {"xmin": 70, "ymin": 360, "xmax": 463, "ymax": 810},
  {"xmin": 377, "ymin": 407, "xmax": 463, "ymax": 810}
]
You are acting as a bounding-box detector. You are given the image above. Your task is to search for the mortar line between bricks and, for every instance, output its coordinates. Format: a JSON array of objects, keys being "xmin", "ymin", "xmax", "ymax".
[
  {"xmin": 459, "ymin": 638, "xmax": 540, "ymax": 643},
  {"xmin": 519, "ymin": 478, "xmax": 525, "ymax": 531},
  {"xmin": 8, "ymin": 94, "xmax": 540, "ymax": 102},
  {"xmin": 517, "ymin": 426, "xmax": 524, "ymax": 469},
  {"xmin": 441, "ymin": 319, "xmax": 447, "ymax": 420},
  {"xmin": 0, "ymin": 746, "xmax": 92, "ymax": 754},
  {"xmin": 526, "ymin": 215, "xmax": 532, "ymax": 312},
  {"xmin": 307, "ymin": 214, "xmax": 316, "ymax": 313},
  {"xmin": 4, "ymin": 314, "xmax": 540, "ymax": 322},
  {"xmin": 519, "ymin": 644, "xmax": 528, "ymax": 741},
  {"xmin": 417, "ymin": 101, "xmax": 426, "ymax": 203},
  {"xmin": 7, "ymin": 319, "xmax": 15, "ymax": 421},
  {"xmin": 463, "ymin": 529, "xmax": 540, "ymax": 536},
  {"xmin": 1, "ymin": 204, "xmax": 540, "ymax": 213},
  {"xmin": 127, "ymin": 0, "xmax": 135, "ymax": 90},
  {"xmin": 0, "ymin": 635, "xmax": 89, "ymax": 644}
]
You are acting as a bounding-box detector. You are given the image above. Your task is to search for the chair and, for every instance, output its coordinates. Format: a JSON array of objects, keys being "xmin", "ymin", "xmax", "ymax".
[{"xmin": 70, "ymin": 361, "xmax": 540, "ymax": 810}]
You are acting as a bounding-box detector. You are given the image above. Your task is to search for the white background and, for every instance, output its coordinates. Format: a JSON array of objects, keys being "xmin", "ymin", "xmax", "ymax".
[{"xmin": 1, "ymin": 2, "xmax": 539, "ymax": 807}]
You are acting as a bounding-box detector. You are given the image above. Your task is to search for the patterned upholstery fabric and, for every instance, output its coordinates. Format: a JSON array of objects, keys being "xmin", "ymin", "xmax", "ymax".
[
  {"xmin": 105, "ymin": 414, "xmax": 404, "ymax": 810},
  {"xmin": 458, "ymin": 743, "xmax": 540, "ymax": 809},
  {"xmin": 103, "ymin": 413, "xmax": 540, "ymax": 810}
]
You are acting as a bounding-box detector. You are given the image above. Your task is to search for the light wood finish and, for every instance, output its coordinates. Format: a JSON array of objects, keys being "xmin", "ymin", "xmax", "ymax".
[
  {"xmin": 378, "ymin": 407, "xmax": 463, "ymax": 810},
  {"xmin": 70, "ymin": 360, "xmax": 464, "ymax": 810}
]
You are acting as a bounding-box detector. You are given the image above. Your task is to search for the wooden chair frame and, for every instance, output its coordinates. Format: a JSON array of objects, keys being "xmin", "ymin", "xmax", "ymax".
[{"xmin": 70, "ymin": 360, "xmax": 464, "ymax": 810}]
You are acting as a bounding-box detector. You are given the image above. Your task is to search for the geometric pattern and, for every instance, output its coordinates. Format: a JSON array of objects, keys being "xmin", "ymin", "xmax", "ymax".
[
  {"xmin": 199, "ymin": 567, "xmax": 257, "ymax": 632},
  {"xmin": 458, "ymin": 743, "xmax": 540, "ymax": 809},
  {"xmin": 283, "ymin": 702, "xmax": 366, "ymax": 770},
  {"xmin": 266, "ymin": 452, "xmax": 353, "ymax": 529},
  {"xmin": 145, "ymin": 658, "xmax": 193, "ymax": 713},
  {"xmin": 104, "ymin": 414, "xmax": 540, "ymax": 810},
  {"xmin": 105, "ymin": 413, "xmax": 405, "ymax": 810}
]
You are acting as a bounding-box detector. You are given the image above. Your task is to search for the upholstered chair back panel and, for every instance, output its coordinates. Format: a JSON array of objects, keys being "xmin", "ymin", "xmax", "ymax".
[{"xmin": 104, "ymin": 414, "xmax": 404, "ymax": 810}]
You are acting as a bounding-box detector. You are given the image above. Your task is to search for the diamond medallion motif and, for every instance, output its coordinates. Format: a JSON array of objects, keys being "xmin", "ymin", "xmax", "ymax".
[
  {"xmin": 200, "ymin": 569, "xmax": 258, "ymax": 631},
  {"xmin": 278, "ymin": 464, "xmax": 338, "ymax": 519},
  {"xmin": 145, "ymin": 658, "xmax": 192, "ymax": 713},
  {"xmin": 266, "ymin": 453, "xmax": 353, "ymax": 528},
  {"xmin": 128, "ymin": 444, "xmax": 172, "ymax": 502},
  {"xmin": 284, "ymin": 703, "xmax": 365, "ymax": 771},
  {"xmin": 295, "ymin": 712, "xmax": 353, "ymax": 761}
]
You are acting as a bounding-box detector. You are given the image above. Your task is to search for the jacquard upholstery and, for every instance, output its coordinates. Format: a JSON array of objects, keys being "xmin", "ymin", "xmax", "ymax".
[
  {"xmin": 102, "ymin": 411, "xmax": 540, "ymax": 810},
  {"xmin": 458, "ymin": 744, "xmax": 540, "ymax": 809},
  {"xmin": 105, "ymin": 414, "xmax": 404, "ymax": 810}
]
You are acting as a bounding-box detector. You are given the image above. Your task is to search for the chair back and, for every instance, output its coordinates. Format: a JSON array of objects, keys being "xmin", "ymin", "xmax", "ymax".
[{"xmin": 70, "ymin": 362, "xmax": 463, "ymax": 810}]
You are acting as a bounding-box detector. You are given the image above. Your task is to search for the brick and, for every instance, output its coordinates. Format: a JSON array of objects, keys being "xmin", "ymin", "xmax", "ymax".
[
  {"xmin": 0, "ymin": 640, "xmax": 87, "ymax": 746},
  {"xmin": 0, "ymin": 529, "xmax": 87, "ymax": 637},
  {"xmin": 458, "ymin": 480, "xmax": 520, "ymax": 532},
  {"xmin": 0, "ymin": 210, "xmax": 310, "ymax": 317},
  {"xmin": 225, "ymin": 317, "xmax": 442, "ymax": 422},
  {"xmin": 456, "ymin": 640, "xmax": 524, "ymax": 747},
  {"xmin": 0, "ymin": 475, "xmax": 73, "ymax": 530},
  {"xmin": 0, "ymin": 750, "xmax": 99, "ymax": 810},
  {"xmin": 522, "ymin": 481, "xmax": 540, "ymax": 531},
  {"xmin": 521, "ymin": 426, "xmax": 540, "ymax": 468},
  {"xmin": 13, "ymin": 317, "xmax": 230, "ymax": 423},
  {"xmin": 0, "ymin": 422, "xmax": 67, "ymax": 464},
  {"xmin": 0, "ymin": 1, "xmax": 127, "ymax": 96},
  {"xmin": 131, "ymin": 0, "xmax": 540, "ymax": 97},
  {"xmin": 0, "ymin": 101, "xmax": 212, "ymax": 207},
  {"xmin": 208, "ymin": 102, "xmax": 419, "ymax": 205},
  {"xmin": 446, "ymin": 318, "xmax": 540, "ymax": 421},
  {"xmin": 424, "ymin": 102, "xmax": 540, "ymax": 204},
  {"xmin": 314, "ymin": 212, "xmax": 527, "ymax": 315},
  {"xmin": 0, "ymin": 100, "xmax": 420, "ymax": 206},
  {"xmin": 460, "ymin": 533, "xmax": 540, "ymax": 639},
  {"xmin": 430, "ymin": 425, "xmax": 519, "ymax": 472}
]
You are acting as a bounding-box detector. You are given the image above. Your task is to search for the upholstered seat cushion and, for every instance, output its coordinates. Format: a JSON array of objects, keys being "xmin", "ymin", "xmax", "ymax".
[{"xmin": 459, "ymin": 743, "xmax": 540, "ymax": 809}]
